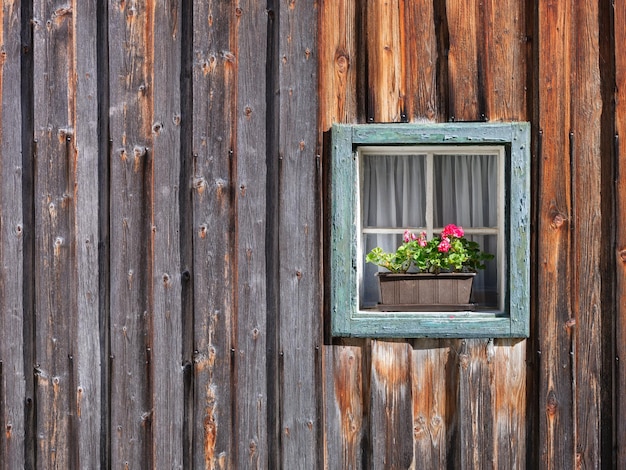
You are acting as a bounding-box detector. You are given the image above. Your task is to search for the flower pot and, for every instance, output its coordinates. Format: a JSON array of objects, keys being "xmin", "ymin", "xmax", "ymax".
[{"xmin": 375, "ymin": 272, "xmax": 476, "ymax": 311}]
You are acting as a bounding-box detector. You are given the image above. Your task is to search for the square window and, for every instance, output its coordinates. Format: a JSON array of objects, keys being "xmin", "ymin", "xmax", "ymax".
[{"xmin": 329, "ymin": 122, "xmax": 530, "ymax": 338}]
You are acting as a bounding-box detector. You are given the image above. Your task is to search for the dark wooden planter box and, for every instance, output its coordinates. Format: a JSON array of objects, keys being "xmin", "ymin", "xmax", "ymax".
[{"xmin": 376, "ymin": 272, "xmax": 476, "ymax": 311}]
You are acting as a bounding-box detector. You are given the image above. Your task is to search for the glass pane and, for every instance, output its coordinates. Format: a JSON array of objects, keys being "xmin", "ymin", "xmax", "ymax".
[
  {"xmin": 466, "ymin": 234, "xmax": 499, "ymax": 308},
  {"xmin": 362, "ymin": 154, "xmax": 426, "ymax": 229},
  {"xmin": 361, "ymin": 233, "xmax": 404, "ymax": 307},
  {"xmin": 433, "ymin": 154, "xmax": 498, "ymax": 228}
]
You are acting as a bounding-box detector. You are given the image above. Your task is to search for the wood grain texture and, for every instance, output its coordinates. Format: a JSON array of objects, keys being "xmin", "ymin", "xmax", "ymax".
[
  {"xmin": 369, "ymin": 340, "xmax": 413, "ymax": 468},
  {"xmin": 190, "ymin": 1, "xmax": 236, "ymax": 468},
  {"xmin": 570, "ymin": 1, "xmax": 603, "ymax": 468},
  {"xmin": 324, "ymin": 343, "xmax": 365, "ymax": 470},
  {"xmin": 481, "ymin": 0, "xmax": 527, "ymax": 121},
  {"xmin": 446, "ymin": 0, "xmax": 480, "ymax": 121},
  {"xmin": 537, "ymin": 0, "xmax": 576, "ymax": 468},
  {"xmin": 366, "ymin": 0, "xmax": 403, "ymax": 122},
  {"xmin": 234, "ymin": 1, "xmax": 269, "ymax": 468},
  {"xmin": 150, "ymin": 1, "xmax": 184, "ymax": 468},
  {"xmin": 32, "ymin": 0, "xmax": 76, "ymax": 466},
  {"xmin": 615, "ymin": 0, "xmax": 626, "ymax": 466},
  {"xmin": 0, "ymin": 2, "xmax": 25, "ymax": 469},
  {"xmin": 403, "ymin": 0, "xmax": 438, "ymax": 121},
  {"xmin": 277, "ymin": 0, "xmax": 321, "ymax": 467},
  {"xmin": 108, "ymin": 0, "xmax": 153, "ymax": 466},
  {"xmin": 410, "ymin": 340, "xmax": 452, "ymax": 469},
  {"xmin": 318, "ymin": 0, "xmax": 357, "ymax": 131},
  {"xmin": 71, "ymin": 0, "xmax": 102, "ymax": 466}
]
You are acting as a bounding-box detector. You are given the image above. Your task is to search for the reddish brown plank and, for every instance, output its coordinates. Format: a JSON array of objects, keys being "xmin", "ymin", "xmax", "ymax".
[
  {"xmin": 616, "ymin": 0, "xmax": 626, "ymax": 466},
  {"xmin": 366, "ymin": 0, "xmax": 403, "ymax": 122},
  {"xmin": 318, "ymin": 0, "xmax": 357, "ymax": 131},
  {"xmin": 481, "ymin": 0, "xmax": 527, "ymax": 120},
  {"xmin": 446, "ymin": 0, "xmax": 480, "ymax": 121},
  {"xmin": 403, "ymin": 0, "xmax": 438, "ymax": 121},
  {"xmin": 537, "ymin": 0, "xmax": 576, "ymax": 468},
  {"xmin": 369, "ymin": 340, "xmax": 413, "ymax": 468}
]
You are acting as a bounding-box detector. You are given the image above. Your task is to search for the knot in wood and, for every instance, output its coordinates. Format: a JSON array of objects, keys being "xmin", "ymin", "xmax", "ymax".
[
  {"xmin": 551, "ymin": 213, "xmax": 566, "ymax": 229},
  {"xmin": 619, "ymin": 249, "xmax": 626, "ymax": 263},
  {"xmin": 546, "ymin": 390, "xmax": 558, "ymax": 417}
]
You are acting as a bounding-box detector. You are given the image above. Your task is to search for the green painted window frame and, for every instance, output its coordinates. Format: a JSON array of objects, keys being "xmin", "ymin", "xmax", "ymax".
[{"xmin": 329, "ymin": 122, "xmax": 531, "ymax": 338}]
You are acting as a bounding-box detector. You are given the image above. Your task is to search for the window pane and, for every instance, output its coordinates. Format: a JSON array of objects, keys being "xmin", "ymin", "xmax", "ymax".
[
  {"xmin": 362, "ymin": 154, "xmax": 427, "ymax": 228},
  {"xmin": 361, "ymin": 233, "xmax": 404, "ymax": 307},
  {"xmin": 433, "ymin": 154, "xmax": 498, "ymax": 228}
]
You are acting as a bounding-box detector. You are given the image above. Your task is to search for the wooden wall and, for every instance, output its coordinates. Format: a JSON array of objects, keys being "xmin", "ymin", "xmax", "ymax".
[{"xmin": 0, "ymin": 0, "xmax": 621, "ymax": 468}]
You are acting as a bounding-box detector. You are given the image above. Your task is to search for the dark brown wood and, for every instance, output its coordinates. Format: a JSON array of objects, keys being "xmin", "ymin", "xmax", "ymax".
[
  {"xmin": 366, "ymin": 0, "xmax": 403, "ymax": 122},
  {"xmin": 403, "ymin": 0, "xmax": 438, "ymax": 121},
  {"xmin": 0, "ymin": 2, "xmax": 25, "ymax": 469},
  {"xmin": 191, "ymin": 1, "xmax": 236, "ymax": 467},
  {"xmin": 571, "ymin": 1, "xmax": 604, "ymax": 468},
  {"xmin": 108, "ymin": 0, "xmax": 153, "ymax": 467},
  {"xmin": 537, "ymin": 1, "xmax": 576, "ymax": 469},
  {"xmin": 446, "ymin": 0, "xmax": 480, "ymax": 121},
  {"xmin": 277, "ymin": 0, "xmax": 321, "ymax": 467},
  {"xmin": 615, "ymin": 1, "xmax": 626, "ymax": 467}
]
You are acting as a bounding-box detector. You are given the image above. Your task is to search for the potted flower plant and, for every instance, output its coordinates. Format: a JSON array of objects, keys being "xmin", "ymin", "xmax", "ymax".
[{"xmin": 365, "ymin": 224, "xmax": 493, "ymax": 310}]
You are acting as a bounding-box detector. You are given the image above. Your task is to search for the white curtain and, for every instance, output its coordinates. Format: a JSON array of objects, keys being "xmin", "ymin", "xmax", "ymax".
[{"xmin": 362, "ymin": 154, "xmax": 498, "ymax": 307}]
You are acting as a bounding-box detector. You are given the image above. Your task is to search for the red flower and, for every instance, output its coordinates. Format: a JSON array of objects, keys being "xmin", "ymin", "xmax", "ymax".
[{"xmin": 441, "ymin": 224, "xmax": 464, "ymax": 238}]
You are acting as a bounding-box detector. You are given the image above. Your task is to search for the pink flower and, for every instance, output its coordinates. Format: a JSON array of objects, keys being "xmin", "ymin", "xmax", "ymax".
[
  {"xmin": 441, "ymin": 224, "xmax": 464, "ymax": 238},
  {"xmin": 418, "ymin": 231, "xmax": 427, "ymax": 247},
  {"xmin": 403, "ymin": 230, "xmax": 419, "ymax": 243},
  {"xmin": 438, "ymin": 236, "xmax": 451, "ymax": 252}
]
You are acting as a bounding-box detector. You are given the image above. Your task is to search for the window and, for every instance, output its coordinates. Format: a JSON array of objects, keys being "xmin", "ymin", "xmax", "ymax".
[{"xmin": 329, "ymin": 122, "xmax": 530, "ymax": 338}]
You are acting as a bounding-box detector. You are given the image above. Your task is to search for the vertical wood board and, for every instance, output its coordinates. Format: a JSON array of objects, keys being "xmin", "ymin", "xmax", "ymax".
[{"xmin": 0, "ymin": 2, "xmax": 25, "ymax": 468}]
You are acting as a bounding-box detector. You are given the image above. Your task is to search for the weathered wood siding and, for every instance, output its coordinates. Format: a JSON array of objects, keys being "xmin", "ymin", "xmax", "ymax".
[{"xmin": 0, "ymin": 0, "xmax": 621, "ymax": 468}]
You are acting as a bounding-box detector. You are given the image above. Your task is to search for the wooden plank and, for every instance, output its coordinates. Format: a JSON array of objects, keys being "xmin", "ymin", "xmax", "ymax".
[
  {"xmin": 324, "ymin": 342, "xmax": 364, "ymax": 469},
  {"xmin": 190, "ymin": 1, "xmax": 236, "ymax": 467},
  {"xmin": 234, "ymin": 1, "xmax": 269, "ymax": 468},
  {"xmin": 318, "ymin": 0, "xmax": 357, "ymax": 131},
  {"xmin": 150, "ymin": 1, "xmax": 183, "ymax": 468},
  {"xmin": 318, "ymin": 3, "xmax": 366, "ymax": 468},
  {"xmin": 71, "ymin": 0, "xmax": 102, "ymax": 466},
  {"xmin": 411, "ymin": 340, "xmax": 452, "ymax": 469},
  {"xmin": 108, "ymin": 0, "xmax": 154, "ymax": 466},
  {"xmin": 0, "ymin": 2, "xmax": 25, "ymax": 468},
  {"xmin": 481, "ymin": 0, "xmax": 527, "ymax": 121},
  {"xmin": 615, "ymin": 0, "xmax": 626, "ymax": 466},
  {"xmin": 32, "ymin": 1, "xmax": 76, "ymax": 466},
  {"xmin": 366, "ymin": 0, "xmax": 403, "ymax": 122},
  {"xmin": 570, "ymin": 0, "xmax": 604, "ymax": 468},
  {"xmin": 369, "ymin": 340, "xmax": 413, "ymax": 468},
  {"xmin": 537, "ymin": 0, "xmax": 576, "ymax": 468},
  {"xmin": 480, "ymin": 2, "xmax": 529, "ymax": 467},
  {"xmin": 403, "ymin": 0, "xmax": 438, "ymax": 121},
  {"xmin": 446, "ymin": 0, "xmax": 481, "ymax": 121},
  {"xmin": 277, "ymin": 0, "xmax": 321, "ymax": 466}
]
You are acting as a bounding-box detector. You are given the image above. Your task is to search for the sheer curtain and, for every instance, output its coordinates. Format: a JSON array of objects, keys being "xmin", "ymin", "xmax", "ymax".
[{"xmin": 362, "ymin": 153, "xmax": 498, "ymax": 308}]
